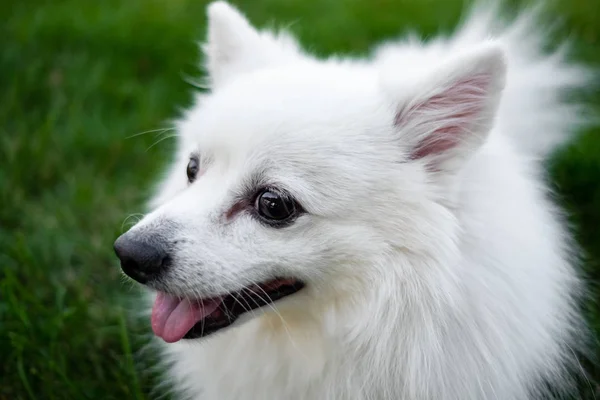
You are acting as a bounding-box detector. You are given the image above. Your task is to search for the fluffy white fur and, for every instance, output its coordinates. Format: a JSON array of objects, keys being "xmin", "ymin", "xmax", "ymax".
[{"xmin": 127, "ymin": 2, "xmax": 592, "ymax": 399}]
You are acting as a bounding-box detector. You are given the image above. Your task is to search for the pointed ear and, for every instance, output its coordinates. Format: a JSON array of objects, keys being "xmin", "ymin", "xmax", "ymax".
[
  {"xmin": 204, "ymin": 1, "xmax": 302, "ymax": 88},
  {"xmin": 390, "ymin": 44, "xmax": 506, "ymax": 172}
]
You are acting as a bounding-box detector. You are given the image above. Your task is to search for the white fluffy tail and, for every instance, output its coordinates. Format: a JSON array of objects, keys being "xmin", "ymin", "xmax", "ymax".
[{"xmin": 375, "ymin": 4, "xmax": 593, "ymax": 159}]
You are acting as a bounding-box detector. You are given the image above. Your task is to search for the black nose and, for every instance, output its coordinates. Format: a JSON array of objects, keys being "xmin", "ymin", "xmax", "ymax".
[{"xmin": 114, "ymin": 234, "xmax": 170, "ymax": 284}]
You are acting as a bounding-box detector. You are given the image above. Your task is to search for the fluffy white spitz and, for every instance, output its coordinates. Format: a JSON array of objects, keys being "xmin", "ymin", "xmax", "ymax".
[{"xmin": 114, "ymin": 2, "xmax": 594, "ymax": 399}]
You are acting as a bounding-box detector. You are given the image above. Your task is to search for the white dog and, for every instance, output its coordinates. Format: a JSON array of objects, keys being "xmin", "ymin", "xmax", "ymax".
[{"xmin": 114, "ymin": 2, "xmax": 593, "ymax": 399}]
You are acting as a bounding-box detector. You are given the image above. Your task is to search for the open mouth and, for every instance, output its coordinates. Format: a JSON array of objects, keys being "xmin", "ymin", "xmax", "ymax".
[{"xmin": 151, "ymin": 278, "xmax": 304, "ymax": 342}]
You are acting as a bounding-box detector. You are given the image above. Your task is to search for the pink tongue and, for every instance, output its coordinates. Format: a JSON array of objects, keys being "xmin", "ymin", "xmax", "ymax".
[{"xmin": 151, "ymin": 292, "xmax": 222, "ymax": 343}]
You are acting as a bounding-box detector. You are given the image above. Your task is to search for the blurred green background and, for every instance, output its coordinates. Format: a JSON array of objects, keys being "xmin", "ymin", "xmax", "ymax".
[{"xmin": 1, "ymin": 0, "xmax": 600, "ymax": 398}]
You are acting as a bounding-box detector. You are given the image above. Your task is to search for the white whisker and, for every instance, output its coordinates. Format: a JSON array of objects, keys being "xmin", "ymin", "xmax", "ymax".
[
  {"xmin": 126, "ymin": 127, "xmax": 175, "ymax": 140},
  {"xmin": 245, "ymin": 285, "xmax": 303, "ymax": 353},
  {"xmin": 121, "ymin": 213, "xmax": 145, "ymax": 232},
  {"xmin": 146, "ymin": 134, "xmax": 179, "ymax": 151}
]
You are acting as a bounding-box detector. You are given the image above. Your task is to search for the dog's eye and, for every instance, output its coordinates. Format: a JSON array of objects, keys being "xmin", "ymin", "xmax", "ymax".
[
  {"xmin": 255, "ymin": 189, "xmax": 297, "ymax": 224},
  {"xmin": 187, "ymin": 157, "xmax": 199, "ymax": 183}
]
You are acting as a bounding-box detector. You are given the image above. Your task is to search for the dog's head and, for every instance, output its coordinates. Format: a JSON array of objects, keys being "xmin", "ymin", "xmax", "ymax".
[{"xmin": 114, "ymin": 1, "xmax": 506, "ymax": 343}]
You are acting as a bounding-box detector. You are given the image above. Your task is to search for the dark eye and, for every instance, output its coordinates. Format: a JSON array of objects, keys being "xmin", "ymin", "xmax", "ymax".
[
  {"xmin": 255, "ymin": 189, "xmax": 298, "ymax": 224},
  {"xmin": 187, "ymin": 157, "xmax": 199, "ymax": 183}
]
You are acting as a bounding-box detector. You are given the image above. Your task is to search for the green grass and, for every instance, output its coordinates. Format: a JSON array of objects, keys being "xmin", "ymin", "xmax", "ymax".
[{"xmin": 1, "ymin": 0, "xmax": 599, "ymax": 398}]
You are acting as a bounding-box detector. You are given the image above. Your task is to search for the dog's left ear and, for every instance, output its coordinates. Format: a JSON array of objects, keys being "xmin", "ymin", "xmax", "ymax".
[
  {"xmin": 388, "ymin": 44, "xmax": 506, "ymax": 175},
  {"xmin": 204, "ymin": 1, "xmax": 302, "ymax": 89}
]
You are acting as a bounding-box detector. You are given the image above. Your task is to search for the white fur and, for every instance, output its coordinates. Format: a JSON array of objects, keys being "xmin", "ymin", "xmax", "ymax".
[{"xmin": 127, "ymin": 2, "xmax": 592, "ymax": 399}]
